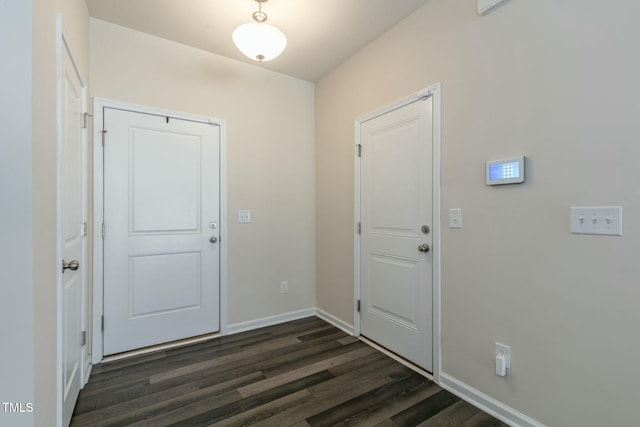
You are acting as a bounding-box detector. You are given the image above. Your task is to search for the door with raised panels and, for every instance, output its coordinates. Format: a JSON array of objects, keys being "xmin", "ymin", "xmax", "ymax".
[
  {"xmin": 359, "ymin": 97, "xmax": 433, "ymax": 371},
  {"xmin": 60, "ymin": 35, "xmax": 86, "ymax": 426},
  {"xmin": 103, "ymin": 108, "xmax": 220, "ymax": 355}
]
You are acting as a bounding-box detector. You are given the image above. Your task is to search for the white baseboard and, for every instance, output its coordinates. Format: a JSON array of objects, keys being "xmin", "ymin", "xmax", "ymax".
[
  {"xmin": 227, "ymin": 308, "xmax": 316, "ymax": 335},
  {"xmin": 82, "ymin": 362, "xmax": 92, "ymax": 388},
  {"xmin": 98, "ymin": 308, "xmax": 316, "ymax": 364},
  {"xmin": 439, "ymin": 373, "xmax": 545, "ymax": 427},
  {"xmin": 315, "ymin": 308, "xmax": 354, "ymax": 335}
]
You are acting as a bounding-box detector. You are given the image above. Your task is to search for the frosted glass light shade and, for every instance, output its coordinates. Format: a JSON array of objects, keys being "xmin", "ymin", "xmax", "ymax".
[{"xmin": 232, "ymin": 22, "xmax": 287, "ymax": 62}]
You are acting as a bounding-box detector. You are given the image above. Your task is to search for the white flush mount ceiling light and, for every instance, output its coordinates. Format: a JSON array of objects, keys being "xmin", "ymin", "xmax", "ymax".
[{"xmin": 232, "ymin": 0, "xmax": 287, "ymax": 62}]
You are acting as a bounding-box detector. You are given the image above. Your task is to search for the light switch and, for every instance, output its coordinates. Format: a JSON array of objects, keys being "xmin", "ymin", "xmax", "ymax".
[
  {"xmin": 238, "ymin": 209, "xmax": 251, "ymax": 223},
  {"xmin": 449, "ymin": 208, "xmax": 462, "ymax": 229},
  {"xmin": 570, "ymin": 206, "xmax": 622, "ymax": 236}
]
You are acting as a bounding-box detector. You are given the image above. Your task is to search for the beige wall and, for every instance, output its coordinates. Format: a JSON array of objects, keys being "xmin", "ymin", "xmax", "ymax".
[
  {"xmin": 89, "ymin": 19, "xmax": 316, "ymax": 326},
  {"xmin": 316, "ymin": 1, "xmax": 640, "ymax": 426}
]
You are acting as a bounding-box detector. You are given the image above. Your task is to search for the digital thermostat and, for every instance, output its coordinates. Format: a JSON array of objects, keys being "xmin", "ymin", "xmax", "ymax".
[{"xmin": 486, "ymin": 156, "xmax": 525, "ymax": 185}]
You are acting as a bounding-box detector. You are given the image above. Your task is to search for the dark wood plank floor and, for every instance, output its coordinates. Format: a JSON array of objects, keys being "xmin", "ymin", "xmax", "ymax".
[{"xmin": 72, "ymin": 316, "xmax": 509, "ymax": 426}]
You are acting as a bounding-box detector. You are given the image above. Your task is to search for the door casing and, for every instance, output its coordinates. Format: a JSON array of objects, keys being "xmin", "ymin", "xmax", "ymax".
[
  {"xmin": 92, "ymin": 98, "xmax": 228, "ymax": 364},
  {"xmin": 354, "ymin": 83, "xmax": 442, "ymax": 382}
]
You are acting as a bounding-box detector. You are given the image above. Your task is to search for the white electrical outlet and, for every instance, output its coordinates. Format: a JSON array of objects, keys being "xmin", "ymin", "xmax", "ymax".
[
  {"xmin": 495, "ymin": 342, "xmax": 510, "ymax": 376},
  {"xmin": 280, "ymin": 281, "xmax": 288, "ymax": 294}
]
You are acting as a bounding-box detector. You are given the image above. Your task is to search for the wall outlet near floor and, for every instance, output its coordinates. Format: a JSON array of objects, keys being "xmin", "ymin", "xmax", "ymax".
[
  {"xmin": 495, "ymin": 342, "xmax": 510, "ymax": 376},
  {"xmin": 280, "ymin": 281, "xmax": 289, "ymax": 294}
]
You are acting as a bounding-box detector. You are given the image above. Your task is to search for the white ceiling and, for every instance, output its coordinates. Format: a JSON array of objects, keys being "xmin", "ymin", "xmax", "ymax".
[{"xmin": 85, "ymin": 0, "xmax": 429, "ymax": 82}]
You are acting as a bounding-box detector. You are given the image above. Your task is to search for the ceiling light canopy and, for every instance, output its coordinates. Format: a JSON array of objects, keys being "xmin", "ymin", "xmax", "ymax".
[{"xmin": 232, "ymin": 0, "xmax": 287, "ymax": 62}]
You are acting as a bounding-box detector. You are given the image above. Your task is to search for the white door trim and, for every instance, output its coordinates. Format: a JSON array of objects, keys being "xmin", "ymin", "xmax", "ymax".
[
  {"xmin": 92, "ymin": 98, "xmax": 228, "ymax": 364},
  {"xmin": 354, "ymin": 83, "xmax": 442, "ymax": 382}
]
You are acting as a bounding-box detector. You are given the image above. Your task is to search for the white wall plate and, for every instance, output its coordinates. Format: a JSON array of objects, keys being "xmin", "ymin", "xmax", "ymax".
[{"xmin": 570, "ymin": 206, "xmax": 622, "ymax": 236}]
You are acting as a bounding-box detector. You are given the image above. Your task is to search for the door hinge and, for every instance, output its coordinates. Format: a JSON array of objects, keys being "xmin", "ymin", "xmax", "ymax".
[
  {"xmin": 101, "ymin": 316, "xmax": 104, "ymax": 332},
  {"xmin": 357, "ymin": 300, "xmax": 361, "ymax": 312},
  {"xmin": 356, "ymin": 144, "xmax": 362, "ymax": 157},
  {"xmin": 357, "ymin": 222, "xmax": 361, "ymax": 235},
  {"xmin": 81, "ymin": 222, "xmax": 88, "ymax": 237},
  {"xmin": 81, "ymin": 331, "xmax": 87, "ymax": 346},
  {"xmin": 82, "ymin": 112, "xmax": 93, "ymax": 129},
  {"xmin": 101, "ymin": 223, "xmax": 105, "ymax": 239},
  {"xmin": 101, "ymin": 129, "xmax": 108, "ymax": 146}
]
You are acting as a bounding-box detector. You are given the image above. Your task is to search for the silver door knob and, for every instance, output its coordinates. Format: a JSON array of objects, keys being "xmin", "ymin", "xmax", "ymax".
[
  {"xmin": 418, "ymin": 243, "xmax": 430, "ymax": 253},
  {"xmin": 62, "ymin": 259, "xmax": 79, "ymax": 272},
  {"xmin": 209, "ymin": 236, "xmax": 218, "ymax": 244}
]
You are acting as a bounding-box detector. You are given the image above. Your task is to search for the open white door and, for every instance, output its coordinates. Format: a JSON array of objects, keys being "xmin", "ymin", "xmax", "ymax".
[
  {"xmin": 358, "ymin": 94, "xmax": 434, "ymax": 372},
  {"xmin": 58, "ymin": 30, "xmax": 87, "ymax": 426},
  {"xmin": 102, "ymin": 107, "xmax": 221, "ymax": 356}
]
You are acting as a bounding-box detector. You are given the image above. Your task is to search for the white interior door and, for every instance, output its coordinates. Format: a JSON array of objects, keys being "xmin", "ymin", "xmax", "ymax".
[
  {"xmin": 359, "ymin": 97, "xmax": 433, "ymax": 371},
  {"xmin": 59, "ymin": 35, "xmax": 86, "ymax": 426},
  {"xmin": 103, "ymin": 108, "xmax": 220, "ymax": 356}
]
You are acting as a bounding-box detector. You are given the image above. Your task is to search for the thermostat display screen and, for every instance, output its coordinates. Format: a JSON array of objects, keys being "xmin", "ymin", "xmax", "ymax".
[
  {"xmin": 486, "ymin": 156, "xmax": 525, "ymax": 185},
  {"xmin": 489, "ymin": 162, "xmax": 520, "ymax": 180}
]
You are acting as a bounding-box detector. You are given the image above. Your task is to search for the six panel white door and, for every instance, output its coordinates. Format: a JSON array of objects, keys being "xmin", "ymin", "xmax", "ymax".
[
  {"xmin": 60, "ymin": 38, "xmax": 85, "ymax": 427},
  {"xmin": 103, "ymin": 108, "xmax": 220, "ymax": 355},
  {"xmin": 360, "ymin": 97, "xmax": 434, "ymax": 371}
]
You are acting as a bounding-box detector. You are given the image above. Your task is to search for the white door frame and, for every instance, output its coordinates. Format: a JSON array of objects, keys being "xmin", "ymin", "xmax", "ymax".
[
  {"xmin": 92, "ymin": 98, "xmax": 228, "ymax": 364},
  {"xmin": 56, "ymin": 15, "xmax": 88, "ymax": 426},
  {"xmin": 354, "ymin": 83, "xmax": 442, "ymax": 382}
]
